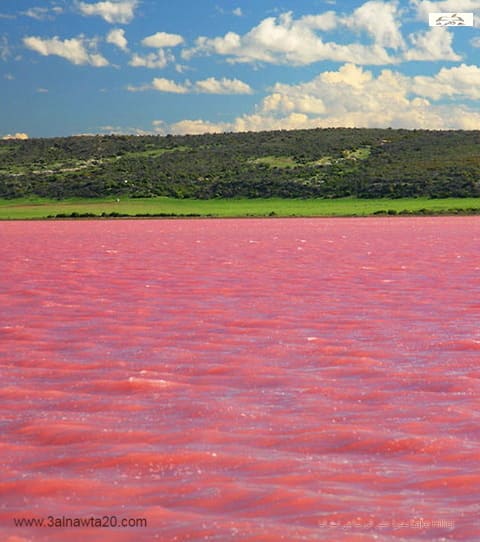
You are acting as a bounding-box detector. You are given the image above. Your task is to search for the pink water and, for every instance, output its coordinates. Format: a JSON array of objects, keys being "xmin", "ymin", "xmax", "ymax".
[{"xmin": 1, "ymin": 217, "xmax": 479, "ymax": 542}]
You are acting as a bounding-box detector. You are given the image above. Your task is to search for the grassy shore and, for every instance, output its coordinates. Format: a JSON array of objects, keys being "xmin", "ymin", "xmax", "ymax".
[{"xmin": 1, "ymin": 196, "xmax": 480, "ymax": 219}]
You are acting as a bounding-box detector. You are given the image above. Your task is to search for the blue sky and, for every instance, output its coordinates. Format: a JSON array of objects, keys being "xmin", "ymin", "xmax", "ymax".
[{"xmin": 1, "ymin": 0, "xmax": 479, "ymax": 138}]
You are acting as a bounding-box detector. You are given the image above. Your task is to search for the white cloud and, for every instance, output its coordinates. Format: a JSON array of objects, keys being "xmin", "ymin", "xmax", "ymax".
[
  {"xmin": 23, "ymin": 7, "xmax": 51, "ymax": 20},
  {"xmin": 77, "ymin": 0, "xmax": 138, "ymax": 24},
  {"xmin": 141, "ymin": 32, "xmax": 184, "ymax": 48},
  {"xmin": 23, "ymin": 6, "xmax": 63, "ymax": 20},
  {"xmin": 129, "ymin": 50, "xmax": 173, "ymax": 68},
  {"xmin": 183, "ymin": 3, "xmax": 468, "ymax": 65},
  {"xmin": 4, "ymin": 73, "xmax": 14, "ymax": 80},
  {"xmin": 195, "ymin": 77, "xmax": 253, "ymax": 94},
  {"xmin": 298, "ymin": 12, "xmax": 338, "ymax": 31},
  {"xmin": 127, "ymin": 76, "xmax": 253, "ymax": 94},
  {"xmin": 23, "ymin": 35, "xmax": 109, "ymax": 67},
  {"xmin": 404, "ymin": 27, "xmax": 461, "ymax": 60},
  {"xmin": 1, "ymin": 36, "xmax": 11, "ymax": 61},
  {"xmin": 99, "ymin": 124, "xmax": 150, "ymax": 135},
  {"xmin": 37, "ymin": 87, "xmax": 49, "ymax": 93},
  {"xmin": 247, "ymin": 64, "xmax": 415, "ymax": 129},
  {"xmin": 151, "ymin": 77, "xmax": 189, "ymax": 93},
  {"xmin": 126, "ymin": 83, "xmax": 151, "ymax": 92},
  {"xmin": 215, "ymin": 6, "xmax": 244, "ymax": 17},
  {"xmin": 151, "ymin": 119, "xmax": 166, "ymax": 133},
  {"xmin": 175, "ymin": 63, "xmax": 188, "ymax": 73},
  {"xmin": 107, "ymin": 28, "xmax": 128, "ymax": 51},
  {"xmin": 128, "ymin": 32, "xmax": 182, "ymax": 67},
  {"xmin": 2, "ymin": 133, "xmax": 29, "ymax": 140},
  {"xmin": 343, "ymin": 0, "xmax": 405, "ymax": 49},
  {"xmin": 410, "ymin": 0, "xmax": 480, "ymax": 26},
  {"xmin": 243, "ymin": 64, "xmax": 480, "ymax": 130},
  {"xmin": 153, "ymin": 62, "xmax": 480, "ymax": 134},
  {"xmin": 168, "ymin": 119, "xmax": 230, "ymax": 135},
  {"xmin": 89, "ymin": 53, "xmax": 108, "ymax": 67},
  {"xmin": 183, "ymin": 11, "xmax": 398, "ymax": 65},
  {"xmin": 261, "ymin": 92, "xmax": 326, "ymax": 115},
  {"xmin": 412, "ymin": 64, "xmax": 480, "ymax": 100},
  {"xmin": 470, "ymin": 36, "xmax": 480, "ymax": 47}
]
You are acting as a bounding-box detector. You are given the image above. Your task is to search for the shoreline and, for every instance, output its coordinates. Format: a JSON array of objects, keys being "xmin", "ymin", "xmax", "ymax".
[
  {"xmin": 2, "ymin": 211, "xmax": 480, "ymax": 221},
  {"xmin": 1, "ymin": 196, "xmax": 480, "ymax": 220}
]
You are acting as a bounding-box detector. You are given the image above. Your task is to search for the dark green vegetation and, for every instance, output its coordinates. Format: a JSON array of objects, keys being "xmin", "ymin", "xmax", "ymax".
[
  {"xmin": 1, "ymin": 196, "xmax": 479, "ymax": 220},
  {"xmin": 1, "ymin": 128, "xmax": 479, "ymax": 200}
]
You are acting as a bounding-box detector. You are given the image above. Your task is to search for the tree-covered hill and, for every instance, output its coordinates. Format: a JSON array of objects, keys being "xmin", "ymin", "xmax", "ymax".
[{"xmin": 1, "ymin": 128, "xmax": 479, "ymax": 199}]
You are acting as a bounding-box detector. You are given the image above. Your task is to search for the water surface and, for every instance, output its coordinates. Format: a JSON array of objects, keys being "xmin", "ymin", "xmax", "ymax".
[{"xmin": 1, "ymin": 217, "xmax": 479, "ymax": 541}]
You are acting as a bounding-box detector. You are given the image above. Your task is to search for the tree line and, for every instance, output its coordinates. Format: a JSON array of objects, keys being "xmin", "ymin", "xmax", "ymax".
[{"xmin": 0, "ymin": 128, "xmax": 479, "ymax": 199}]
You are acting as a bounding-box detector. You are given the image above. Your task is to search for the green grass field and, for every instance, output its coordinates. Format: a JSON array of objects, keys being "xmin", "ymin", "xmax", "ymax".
[
  {"xmin": 1, "ymin": 196, "xmax": 480, "ymax": 219},
  {"xmin": 251, "ymin": 156, "xmax": 299, "ymax": 168}
]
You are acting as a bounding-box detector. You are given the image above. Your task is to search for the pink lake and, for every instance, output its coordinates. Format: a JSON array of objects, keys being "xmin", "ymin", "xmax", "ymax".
[{"xmin": 1, "ymin": 217, "xmax": 479, "ymax": 542}]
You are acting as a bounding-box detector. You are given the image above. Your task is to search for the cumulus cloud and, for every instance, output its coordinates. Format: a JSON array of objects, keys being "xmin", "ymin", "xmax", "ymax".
[
  {"xmin": 410, "ymin": 0, "xmax": 480, "ymax": 25},
  {"xmin": 126, "ymin": 83, "xmax": 151, "ymax": 92},
  {"xmin": 129, "ymin": 50, "xmax": 173, "ymax": 68},
  {"xmin": 168, "ymin": 119, "xmax": 230, "ymax": 135},
  {"xmin": 261, "ymin": 92, "xmax": 326, "ymax": 115},
  {"xmin": 23, "ymin": 35, "xmax": 109, "ymax": 66},
  {"xmin": 241, "ymin": 64, "xmax": 480, "ymax": 130},
  {"xmin": 2, "ymin": 133, "xmax": 29, "ymax": 140},
  {"xmin": 343, "ymin": 0, "xmax": 406, "ymax": 49},
  {"xmin": 182, "ymin": 3, "xmax": 467, "ymax": 65},
  {"xmin": 127, "ymin": 31, "xmax": 183, "ymax": 68},
  {"xmin": 412, "ymin": 64, "xmax": 480, "ymax": 100},
  {"xmin": 77, "ymin": 0, "xmax": 138, "ymax": 24},
  {"xmin": 141, "ymin": 32, "xmax": 184, "ymax": 48},
  {"xmin": 195, "ymin": 77, "xmax": 253, "ymax": 94},
  {"xmin": 182, "ymin": 10, "xmax": 399, "ymax": 65},
  {"xmin": 246, "ymin": 64, "xmax": 414, "ymax": 129},
  {"xmin": 151, "ymin": 77, "xmax": 189, "ymax": 93},
  {"xmin": 233, "ymin": 8, "xmax": 243, "ymax": 17},
  {"xmin": 153, "ymin": 62, "xmax": 480, "ymax": 134},
  {"xmin": 99, "ymin": 124, "xmax": 150, "ymax": 135},
  {"xmin": 404, "ymin": 27, "xmax": 461, "ymax": 60},
  {"xmin": 23, "ymin": 7, "xmax": 51, "ymax": 20},
  {"xmin": 22, "ymin": 6, "xmax": 63, "ymax": 20},
  {"xmin": 127, "ymin": 76, "xmax": 253, "ymax": 94},
  {"xmin": 107, "ymin": 28, "xmax": 128, "ymax": 51}
]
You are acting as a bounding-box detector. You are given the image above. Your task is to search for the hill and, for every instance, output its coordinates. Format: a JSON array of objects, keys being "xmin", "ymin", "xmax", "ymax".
[{"xmin": 1, "ymin": 128, "xmax": 479, "ymax": 200}]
